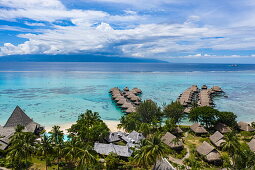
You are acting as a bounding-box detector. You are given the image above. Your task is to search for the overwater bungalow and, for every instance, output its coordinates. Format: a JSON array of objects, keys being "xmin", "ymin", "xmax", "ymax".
[
  {"xmin": 196, "ymin": 141, "xmax": 221, "ymax": 163},
  {"xmin": 190, "ymin": 123, "xmax": 208, "ymax": 135},
  {"xmin": 121, "ymin": 102, "xmax": 133, "ymax": 109},
  {"xmin": 123, "ymin": 87, "xmax": 129, "ymax": 91},
  {"xmin": 0, "ymin": 106, "xmax": 43, "ymax": 150},
  {"xmin": 161, "ymin": 132, "xmax": 183, "ymax": 149},
  {"xmin": 114, "ymin": 96, "xmax": 125, "ymax": 101},
  {"xmin": 215, "ymin": 123, "xmax": 232, "ymax": 134},
  {"xmin": 132, "ymin": 88, "xmax": 142, "ymax": 94},
  {"xmin": 248, "ymin": 138, "xmax": 255, "ymax": 152},
  {"xmin": 201, "ymin": 85, "xmax": 208, "ymax": 90},
  {"xmin": 209, "ymin": 131, "xmax": 225, "ymax": 147},
  {"xmin": 238, "ymin": 121, "xmax": 255, "ymax": 132},
  {"xmin": 117, "ymin": 99, "xmax": 127, "ymax": 105},
  {"xmin": 125, "ymin": 107, "xmax": 136, "ymax": 114},
  {"xmin": 211, "ymin": 86, "xmax": 223, "ymax": 93}
]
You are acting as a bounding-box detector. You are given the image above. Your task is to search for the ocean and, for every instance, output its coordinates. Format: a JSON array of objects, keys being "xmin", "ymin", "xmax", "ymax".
[{"xmin": 0, "ymin": 62, "xmax": 255, "ymax": 127}]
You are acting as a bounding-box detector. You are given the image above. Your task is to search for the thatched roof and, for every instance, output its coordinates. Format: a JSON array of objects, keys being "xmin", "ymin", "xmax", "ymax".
[
  {"xmin": 238, "ymin": 122, "xmax": 255, "ymax": 132},
  {"xmin": 196, "ymin": 141, "xmax": 221, "ymax": 161},
  {"xmin": 190, "ymin": 123, "xmax": 208, "ymax": 134},
  {"xmin": 184, "ymin": 107, "xmax": 192, "ymax": 113},
  {"xmin": 94, "ymin": 143, "xmax": 133, "ymax": 157},
  {"xmin": 125, "ymin": 107, "xmax": 136, "ymax": 114},
  {"xmin": 130, "ymin": 96, "xmax": 140, "ymax": 102},
  {"xmin": 114, "ymin": 96, "xmax": 125, "ymax": 101},
  {"xmin": 248, "ymin": 138, "xmax": 255, "ymax": 152},
  {"xmin": 117, "ymin": 99, "xmax": 126, "ymax": 105},
  {"xmin": 132, "ymin": 88, "xmax": 142, "ymax": 93},
  {"xmin": 153, "ymin": 158, "xmax": 176, "ymax": 170},
  {"xmin": 122, "ymin": 131, "xmax": 144, "ymax": 143},
  {"xmin": 211, "ymin": 86, "xmax": 223, "ymax": 92},
  {"xmin": 201, "ymin": 85, "xmax": 208, "ymax": 89},
  {"xmin": 105, "ymin": 131, "xmax": 124, "ymax": 143},
  {"xmin": 209, "ymin": 131, "xmax": 225, "ymax": 147},
  {"xmin": 127, "ymin": 93, "xmax": 136, "ymax": 99},
  {"xmin": 215, "ymin": 123, "xmax": 232, "ymax": 134},
  {"xmin": 121, "ymin": 102, "xmax": 133, "ymax": 109},
  {"xmin": 161, "ymin": 132, "xmax": 183, "ymax": 149},
  {"xmin": 171, "ymin": 127, "xmax": 183, "ymax": 134},
  {"xmin": 123, "ymin": 87, "xmax": 129, "ymax": 91},
  {"xmin": 4, "ymin": 106, "xmax": 33, "ymax": 128}
]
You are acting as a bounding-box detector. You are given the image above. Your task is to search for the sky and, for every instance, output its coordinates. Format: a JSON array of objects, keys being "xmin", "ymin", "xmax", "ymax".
[{"xmin": 1, "ymin": 0, "xmax": 255, "ymax": 63}]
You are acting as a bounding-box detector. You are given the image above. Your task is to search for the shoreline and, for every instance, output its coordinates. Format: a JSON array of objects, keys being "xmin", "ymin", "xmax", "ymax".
[{"xmin": 44, "ymin": 120, "xmax": 121, "ymax": 134}]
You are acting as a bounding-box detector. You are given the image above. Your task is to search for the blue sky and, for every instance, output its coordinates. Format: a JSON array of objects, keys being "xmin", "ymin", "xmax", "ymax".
[{"xmin": 1, "ymin": 0, "xmax": 255, "ymax": 63}]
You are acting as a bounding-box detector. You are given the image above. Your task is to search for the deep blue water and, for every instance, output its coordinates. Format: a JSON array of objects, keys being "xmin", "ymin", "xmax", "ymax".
[{"xmin": 0, "ymin": 62, "xmax": 255, "ymax": 127}]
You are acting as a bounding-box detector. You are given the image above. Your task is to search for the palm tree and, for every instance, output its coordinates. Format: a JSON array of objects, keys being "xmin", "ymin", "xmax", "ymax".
[
  {"xmin": 220, "ymin": 132, "xmax": 240, "ymax": 156},
  {"xmin": 133, "ymin": 134, "xmax": 170, "ymax": 169},
  {"xmin": 7, "ymin": 131, "xmax": 35, "ymax": 170},
  {"xmin": 63, "ymin": 137, "xmax": 82, "ymax": 166},
  {"xmin": 76, "ymin": 145, "xmax": 97, "ymax": 169},
  {"xmin": 49, "ymin": 126, "xmax": 64, "ymax": 170},
  {"xmin": 37, "ymin": 134, "xmax": 53, "ymax": 170}
]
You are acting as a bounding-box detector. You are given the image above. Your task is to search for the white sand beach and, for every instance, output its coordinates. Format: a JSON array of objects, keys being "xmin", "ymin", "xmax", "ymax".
[{"xmin": 45, "ymin": 120, "xmax": 121, "ymax": 134}]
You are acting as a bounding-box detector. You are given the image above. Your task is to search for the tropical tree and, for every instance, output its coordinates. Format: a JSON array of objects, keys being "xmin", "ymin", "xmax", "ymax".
[
  {"xmin": 164, "ymin": 101, "xmax": 185, "ymax": 124},
  {"xmin": 189, "ymin": 106, "xmax": 219, "ymax": 128},
  {"xmin": 217, "ymin": 111, "xmax": 237, "ymax": 128},
  {"xmin": 68, "ymin": 110, "xmax": 109, "ymax": 143},
  {"xmin": 49, "ymin": 126, "xmax": 64, "ymax": 170},
  {"xmin": 118, "ymin": 112, "xmax": 141, "ymax": 132},
  {"xmin": 76, "ymin": 145, "xmax": 97, "ymax": 169},
  {"xmin": 6, "ymin": 129, "xmax": 36, "ymax": 170},
  {"xmin": 136, "ymin": 100, "xmax": 162, "ymax": 124},
  {"xmin": 163, "ymin": 118, "xmax": 177, "ymax": 133},
  {"xmin": 221, "ymin": 132, "xmax": 240, "ymax": 157},
  {"xmin": 37, "ymin": 134, "xmax": 53, "ymax": 170},
  {"xmin": 133, "ymin": 134, "xmax": 170, "ymax": 169}
]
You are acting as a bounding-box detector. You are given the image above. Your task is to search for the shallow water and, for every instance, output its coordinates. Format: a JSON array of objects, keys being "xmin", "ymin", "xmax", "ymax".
[{"xmin": 0, "ymin": 62, "xmax": 255, "ymax": 126}]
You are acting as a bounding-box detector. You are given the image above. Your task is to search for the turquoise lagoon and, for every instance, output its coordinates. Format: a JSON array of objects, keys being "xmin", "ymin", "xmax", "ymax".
[{"xmin": 0, "ymin": 62, "xmax": 255, "ymax": 127}]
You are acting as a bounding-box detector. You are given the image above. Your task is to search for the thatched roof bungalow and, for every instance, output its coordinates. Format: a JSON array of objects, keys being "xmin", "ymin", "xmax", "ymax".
[
  {"xmin": 209, "ymin": 131, "xmax": 225, "ymax": 147},
  {"xmin": 248, "ymin": 138, "xmax": 255, "ymax": 152},
  {"xmin": 105, "ymin": 131, "xmax": 124, "ymax": 143},
  {"xmin": 117, "ymin": 99, "xmax": 127, "ymax": 105},
  {"xmin": 215, "ymin": 123, "xmax": 232, "ymax": 134},
  {"xmin": 190, "ymin": 123, "xmax": 208, "ymax": 134},
  {"xmin": 196, "ymin": 141, "xmax": 221, "ymax": 162},
  {"xmin": 161, "ymin": 132, "xmax": 183, "ymax": 149},
  {"xmin": 0, "ymin": 106, "xmax": 43, "ymax": 150},
  {"xmin": 153, "ymin": 158, "xmax": 176, "ymax": 170},
  {"xmin": 122, "ymin": 131, "xmax": 144, "ymax": 144},
  {"xmin": 171, "ymin": 127, "xmax": 183, "ymax": 134},
  {"xmin": 121, "ymin": 102, "xmax": 133, "ymax": 109},
  {"xmin": 238, "ymin": 121, "xmax": 255, "ymax": 132},
  {"xmin": 123, "ymin": 87, "xmax": 129, "ymax": 91},
  {"xmin": 125, "ymin": 107, "xmax": 136, "ymax": 114},
  {"xmin": 132, "ymin": 88, "xmax": 142, "ymax": 94},
  {"xmin": 94, "ymin": 143, "xmax": 133, "ymax": 157}
]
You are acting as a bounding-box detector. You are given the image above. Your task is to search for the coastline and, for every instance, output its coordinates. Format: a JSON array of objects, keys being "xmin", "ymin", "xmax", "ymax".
[{"xmin": 44, "ymin": 120, "xmax": 121, "ymax": 134}]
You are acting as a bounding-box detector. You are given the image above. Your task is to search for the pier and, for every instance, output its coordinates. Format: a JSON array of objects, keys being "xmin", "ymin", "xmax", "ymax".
[
  {"xmin": 177, "ymin": 85, "xmax": 224, "ymax": 112},
  {"xmin": 109, "ymin": 87, "xmax": 142, "ymax": 114}
]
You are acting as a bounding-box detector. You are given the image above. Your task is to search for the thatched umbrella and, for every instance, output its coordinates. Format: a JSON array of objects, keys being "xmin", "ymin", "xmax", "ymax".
[
  {"xmin": 121, "ymin": 102, "xmax": 133, "ymax": 109},
  {"xmin": 123, "ymin": 87, "xmax": 129, "ymax": 91},
  {"xmin": 117, "ymin": 99, "xmax": 127, "ymax": 105},
  {"xmin": 125, "ymin": 107, "xmax": 136, "ymax": 114}
]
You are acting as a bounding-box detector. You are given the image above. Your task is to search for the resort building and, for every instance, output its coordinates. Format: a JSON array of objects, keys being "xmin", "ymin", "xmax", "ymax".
[
  {"xmin": 209, "ymin": 131, "xmax": 225, "ymax": 147},
  {"xmin": 215, "ymin": 123, "xmax": 232, "ymax": 134},
  {"xmin": 0, "ymin": 106, "xmax": 43, "ymax": 150},
  {"xmin": 94, "ymin": 143, "xmax": 133, "ymax": 157},
  {"xmin": 196, "ymin": 141, "xmax": 221, "ymax": 163},
  {"xmin": 161, "ymin": 132, "xmax": 183, "ymax": 149},
  {"xmin": 190, "ymin": 123, "xmax": 208, "ymax": 135},
  {"xmin": 122, "ymin": 130, "xmax": 145, "ymax": 144},
  {"xmin": 105, "ymin": 131, "xmax": 124, "ymax": 143},
  {"xmin": 237, "ymin": 121, "xmax": 255, "ymax": 132},
  {"xmin": 153, "ymin": 158, "xmax": 176, "ymax": 170}
]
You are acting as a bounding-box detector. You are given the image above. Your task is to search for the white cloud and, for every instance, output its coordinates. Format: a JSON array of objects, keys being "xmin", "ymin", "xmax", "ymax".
[{"xmin": 24, "ymin": 22, "xmax": 46, "ymax": 26}]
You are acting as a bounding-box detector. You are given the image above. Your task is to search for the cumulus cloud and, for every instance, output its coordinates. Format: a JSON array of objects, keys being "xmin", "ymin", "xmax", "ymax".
[{"xmin": 1, "ymin": 0, "xmax": 255, "ymax": 60}]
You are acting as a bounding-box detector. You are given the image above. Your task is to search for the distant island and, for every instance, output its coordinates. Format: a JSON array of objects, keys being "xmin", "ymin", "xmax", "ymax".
[{"xmin": 0, "ymin": 54, "xmax": 167, "ymax": 63}]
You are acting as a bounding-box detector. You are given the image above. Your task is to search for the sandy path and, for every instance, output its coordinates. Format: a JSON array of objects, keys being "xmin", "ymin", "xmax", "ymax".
[{"xmin": 44, "ymin": 120, "xmax": 121, "ymax": 134}]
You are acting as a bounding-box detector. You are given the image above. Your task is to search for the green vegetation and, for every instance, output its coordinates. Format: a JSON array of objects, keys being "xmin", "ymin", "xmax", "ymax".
[{"xmin": 0, "ymin": 101, "xmax": 255, "ymax": 170}]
